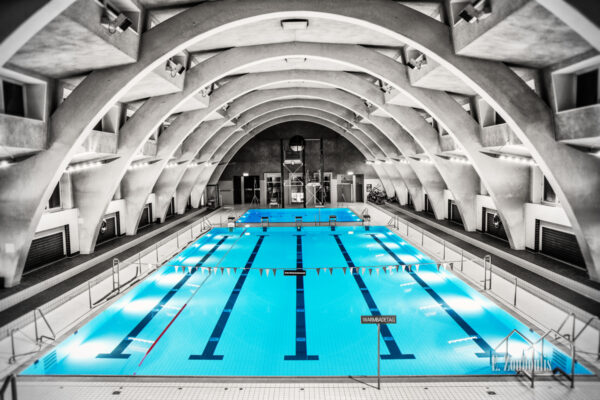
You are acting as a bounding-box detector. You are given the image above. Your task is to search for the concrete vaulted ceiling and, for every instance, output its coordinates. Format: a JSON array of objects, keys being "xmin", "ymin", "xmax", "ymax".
[{"xmin": 0, "ymin": 0, "xmax": 599, "ymax": 287}]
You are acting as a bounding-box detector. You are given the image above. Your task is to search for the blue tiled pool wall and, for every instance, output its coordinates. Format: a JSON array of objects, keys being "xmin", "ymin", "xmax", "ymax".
[
  {"xmin": 236, "ymin": 208, "xmax": 363, "ymax": 223},
  {"xmin": 22, "ymin": 226, "xmax": 591, "ymax": 376}
]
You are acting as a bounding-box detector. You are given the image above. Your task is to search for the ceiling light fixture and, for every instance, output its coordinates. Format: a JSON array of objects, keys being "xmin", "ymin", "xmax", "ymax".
[
  {"xmin": 407, "ymin": 53, "xmax": 427, "ymax": 70},
  {"xmin": 459, "ymin": 0, "xmax": 492, "ymax": 23},
  {"xmin": 166, "ymin": 58, "xmax": 186, "ymax": 77},
  {"xmin": 281, "ymin": 19, "xmax": 309, "ymax": 30},
  {"xmin": 100, "ymin": 1, "xmax": 133, "ymax": 34}
]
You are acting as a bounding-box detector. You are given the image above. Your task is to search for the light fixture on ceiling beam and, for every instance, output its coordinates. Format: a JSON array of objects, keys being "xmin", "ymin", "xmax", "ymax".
[
  {"xmin": 66, "ymin": 160, "xmax": 105, "ymax": 173},
  {"xmin": 0, "ymin": 160, "xmax": 12, "ymax": 168},
  {"xmin": 376, "ymin": 80, "xmax": 392, "ymax": 94},
  {"xmin": 100, "ymin": 1, "xmax": 133, "ymax": 34},
  {"xmin": 284, "ymin": 57, "xmax": 307, "ymax": 64},
  {"xmin": 459, "ymin": 0, "xmax": 492, "ymax": 24},
  {"xmin": 281, "ymin": 19, "xmax": 309, "ymax": 31},
  {"xmin": 166, "ymin": 58, "xmax": 186, "ymax": 77},
  {"xmin": 407, "ymin": 53, "xmax": 427, "ymax": 70},
  {"xmin": 482, "ymin": 151, "xmax": 536, "ymax": 166}
]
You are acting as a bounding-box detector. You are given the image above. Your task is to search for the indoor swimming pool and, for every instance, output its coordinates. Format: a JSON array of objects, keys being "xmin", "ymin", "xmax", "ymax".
[
  {"xmin": 22, "ymin": 226, "xmax": 590, "ymax": 377},
  {"xmin": 236, "ymin": 207, "xmax": 362, "ymax": 223}
]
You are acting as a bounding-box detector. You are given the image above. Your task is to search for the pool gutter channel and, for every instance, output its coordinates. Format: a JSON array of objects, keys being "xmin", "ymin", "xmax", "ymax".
[{"xmin": 16, "ymin": 373, "xmax": 599, "ymax": 384}]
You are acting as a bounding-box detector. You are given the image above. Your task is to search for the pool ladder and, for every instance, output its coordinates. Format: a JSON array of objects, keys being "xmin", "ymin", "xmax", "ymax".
[
  {"xmin": 491, "ymin": 313, "xmax": 600, "ymax": 388},
  {"xmin": 8, "ymin": 308, "xmax": 56, "ymax": 365}
]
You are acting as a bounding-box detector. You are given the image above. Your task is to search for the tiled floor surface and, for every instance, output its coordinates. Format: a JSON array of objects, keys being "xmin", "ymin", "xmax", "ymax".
[{"xmin": 16, "ymin": 378, "xmax": 600, "ymax": 400}]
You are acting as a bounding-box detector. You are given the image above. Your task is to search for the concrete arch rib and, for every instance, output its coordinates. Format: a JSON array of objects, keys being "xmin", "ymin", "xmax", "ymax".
[
  {"xmin": 190, "ymin": 110, "xmax": 399, "ymax": 207},
  {"xmin": 192, "ymin": 109, "xmax": 400, "ymax": 205},
  {"xmin": 150, "ymin": 98, "xmax": 403, "ymax": 221},
  {"xmin": 1, "ymin": 0, "xmax": 597, "ymax": 285},
  {"xmin": 0, "ymin": 0, "xmax": 77, "ymax": 66}
]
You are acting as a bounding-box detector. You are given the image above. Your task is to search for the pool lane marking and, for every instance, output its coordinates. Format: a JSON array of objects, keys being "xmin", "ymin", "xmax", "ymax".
[
  {"xmin": 136, "ymin": 272, "xmax": 212, "ymax": 369},
  {"xmin": 333, "ymin": 234, "xmax": 415, "ymax": 360},
  {"xmin": 97, "ymin": 235, "xmax": 230, "ymax": 359},
  {"xmin": 285, "ymin": 234, "xmax": 319, "ymax": 361},
  {"xmin": 369, "ymin": 234, "xmax": 492, "ymax": 358},
  {"xmin": 189, "ymin": 235, "xmax": 266, "ymax": 360}
]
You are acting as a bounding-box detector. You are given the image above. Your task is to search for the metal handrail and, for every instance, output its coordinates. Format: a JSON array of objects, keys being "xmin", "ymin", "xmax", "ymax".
[
  {"xmin": 33, "ymin": 308, "xmax": 55, "ymax": 343},
  {"xmin": 491, "ymin": 329, "xmax": 536, "ymax": 387},
  {"xmin": 0, "ymin": 374, "xmax": 17, "ymax": 400},
  {"xmin": 8, "ymin": 328, "xmax": 40, "ymax": 364}
]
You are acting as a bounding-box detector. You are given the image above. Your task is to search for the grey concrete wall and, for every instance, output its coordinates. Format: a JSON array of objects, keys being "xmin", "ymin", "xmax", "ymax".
[{"xmin": 219, "ymin": 121, "xmax": 378, "ymax": 180}]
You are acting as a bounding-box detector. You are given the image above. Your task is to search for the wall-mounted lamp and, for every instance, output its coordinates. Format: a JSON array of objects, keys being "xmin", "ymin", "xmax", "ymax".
[
  {"xmin": 101, "ymin": 1, "xmax": 132, "ymax": 34},
  {"xmin": 407, "ymin": 53, "xmax": 427, "ymax": 70},
  {"xmin": 0, "ymin": 160, "xmax": 12, "ymax": 168},
  {"xmin": 347, "ymin": 171, "xmax": 354, "ymax": 176},
  {"xmin": 242, "ymin": 172, "xmax": 249, "ymax": 177},
  {"xmin": 166, "ymin": 58, "xmax": 186, "ymax": 77},
  {"xmin": 459, "ymin": 0, "xmax": 492, "ymax": 23}
]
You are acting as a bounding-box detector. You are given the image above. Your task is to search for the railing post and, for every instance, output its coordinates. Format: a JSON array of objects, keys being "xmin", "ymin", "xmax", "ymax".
[
  {"xmin": 531, "ymin": 344, "xmax": 535, "ymax": 388},
  {"xmin": 155, "ymin": 243, "xmax": 159, "ymax": 263},
  {"xmin": 9, "ymin": 330, "xmax": 16, "ymax": 364},
  {"xmin": 513, "ymin": 277, "xmax": 518, "ymax": 307},
  {"xmin": 10, "ymin": 374, "xmax": 17, "ymax": 400},
  {"xmin": 33, "ymin": 309, "xmax": 39, "ymax": 343},
  {"xmin": 460, "ymin": 250, "xmax": 464, "ymax": 272},
  {"xmin": 88, "ymin": 281, "xmax": 93, "ymax": 309},
  {"xmin": 442, "ymin": 240, "xmax": 446, "ymax": 259},
  {"xmin": 176, "ymin": 231, "xmax": 180, "ymax": 248}
]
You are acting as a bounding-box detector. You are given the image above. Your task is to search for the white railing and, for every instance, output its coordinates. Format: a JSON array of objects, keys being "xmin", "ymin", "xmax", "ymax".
[
  {"xmin": 380, "ymin": 208, "xmax": 600, "ymax": 368},
  {"xmin": 0, "ymin": 208, "xmax": 224, "ymax": 375}
]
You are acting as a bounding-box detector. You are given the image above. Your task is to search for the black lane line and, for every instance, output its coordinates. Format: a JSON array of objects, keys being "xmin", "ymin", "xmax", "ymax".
[
  {"xmin": 333, "ymin": 234, "xmax": 415, "ymax": 360},
  {"xmin": 97, "ymin": 235, "xmax": 230, "ymax": 359},
  {"xmin": 370, "ymin": 234, "xmax": 492, "ymax": 358},
  {"xmin": 284, "ymin": 234, "xmax": 319, "ymax": 361},
  {"xmin": 189, "ymin": 235, "xmax": 266, "ymax": 360}
]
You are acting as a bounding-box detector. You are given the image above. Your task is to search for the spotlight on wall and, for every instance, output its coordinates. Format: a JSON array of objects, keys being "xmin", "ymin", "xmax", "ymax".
[
  {"xmin": 0, "ymin": 160, "xmax": 12, "ymax": 168},
  {"xmin": 347, "ymin": 171, "xmax": 354, "ymax": 176},
  {"xmin": 483, "ymin": 151, "xmax": 536, "ymax": 166},
  {"xmin": 100, "ymin": 1, "xmax": 132, "ymax": 34},
  {"xmin": 66, "ymin": 161, "xmax": 104, "ymax": 173},
  {"xmin": 407, "ymin": 53, "xmax": 427, "ymax": 70},
  {"xmin": 459, "ymin": 0, "xmax": 492, "ymax": 23},
  {"xmin": 242, "ymin": 172, "xmax": 249, "ymax": 177},
  {"xmin": 448, "ymin": 156, "xmax": 471, "ymax": 164},
  {"xmin": 128, "ymin": 161, "xmax": 150, "ymax": 170},
  {"xmin": 365, "ymin": 160, "xmax": 374, "ymax": 165},
  {"xmin": 281, "ymin": 19, "xmax": 309, "ymax": 30},
  {"xmin": 166, "ymin": 58, "xmax": 186, "ymax": 77},
  {"xmin": 376, "ymin": 80, "xmax": 392, "ymax": 94}
]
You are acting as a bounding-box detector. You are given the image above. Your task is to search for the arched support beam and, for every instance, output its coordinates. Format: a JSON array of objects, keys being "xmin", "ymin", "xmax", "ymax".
[
  {"xmin": 152, "ymin": 100, "xmax": 403, "ymax": 222},
  {"xmin": 0, "ymin": 0, "xmax": 77, "ymax": 67},
  {"xmin": 190, "ymin": 109, "xmax": 401, "ymax": 210},
  {"xmin": 537, "ymin": 0, "xmax": 600, "ymax": 51},
  {"xmin": 3, "ymin": 0, "xmax": 597, "ymax": 286}
]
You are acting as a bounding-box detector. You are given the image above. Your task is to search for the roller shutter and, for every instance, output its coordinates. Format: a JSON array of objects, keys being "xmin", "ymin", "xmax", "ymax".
[
  {"xmin": 138, "ymin": 204, "xmax": 152, "ymax": 229},
  {"xmin": 448, "ymin": 200, "xmax": 463, "ymax": 226},
  {"xmin": 97, "ymin": 216, "xmax": 117, "ymax": 245},
  {"xmin": 24, "ymin": 232, "xmax": 64, "ymax": 273},
  {"xmin": 541, "ymin": 227, "xmax": 585, "ymax": 269}
]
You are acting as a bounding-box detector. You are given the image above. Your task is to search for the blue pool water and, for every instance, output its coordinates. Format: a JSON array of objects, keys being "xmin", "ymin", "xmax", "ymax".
[
  {"xmin": 236, "ymin": 207, "xmax": 362, "ymax": 223},
  {"xmin": 22, "ymin": 226, "xmax": 590, "ymax": 376}
]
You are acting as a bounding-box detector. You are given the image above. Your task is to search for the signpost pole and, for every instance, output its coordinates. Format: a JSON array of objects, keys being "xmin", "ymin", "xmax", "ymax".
[{"xmin": 377, "ymin": 322, "xmax": 381, "ymax": 390}]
